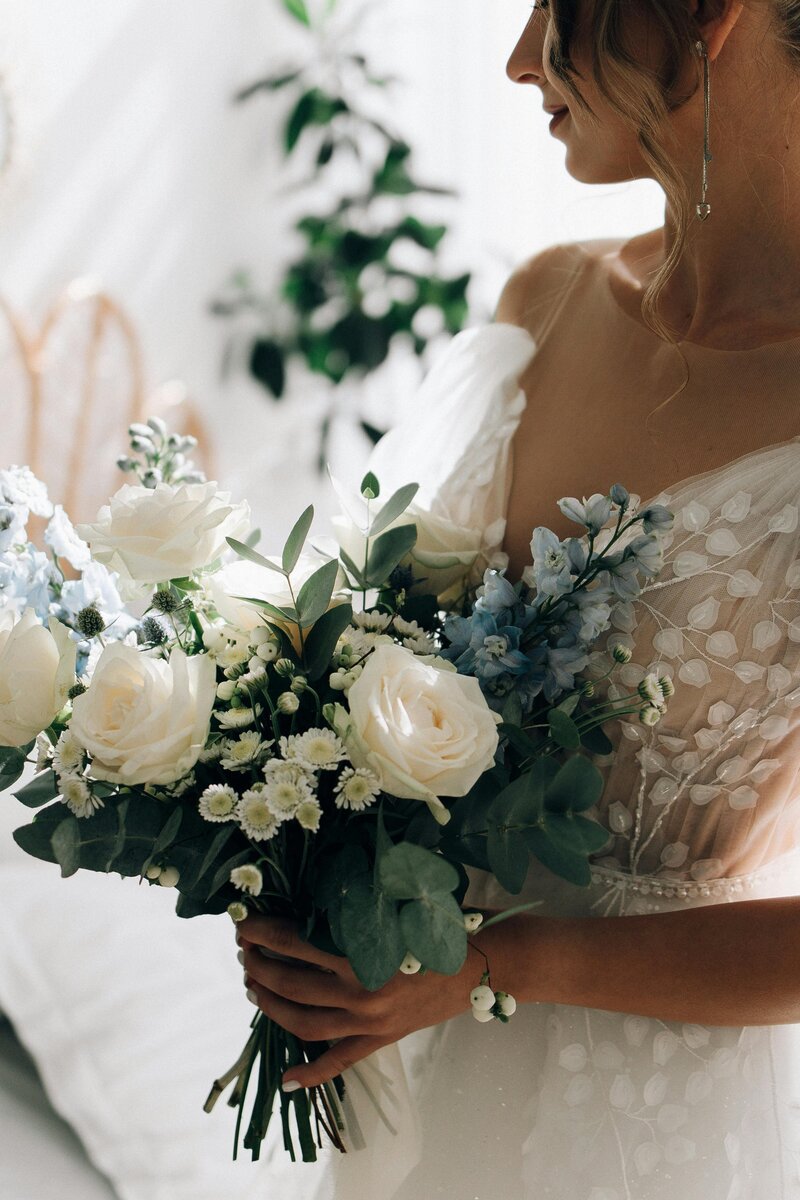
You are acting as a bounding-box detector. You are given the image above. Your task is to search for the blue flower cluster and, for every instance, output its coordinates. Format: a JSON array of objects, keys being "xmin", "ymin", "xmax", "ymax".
[{"xmin": 443, "ymin": 489, "xmax": 673, "ymax": 714}]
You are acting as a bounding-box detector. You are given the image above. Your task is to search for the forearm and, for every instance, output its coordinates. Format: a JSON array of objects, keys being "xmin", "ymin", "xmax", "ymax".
[{"xmin": 479, "ymin": 897, "xmax": 800, "ymax": 1027}]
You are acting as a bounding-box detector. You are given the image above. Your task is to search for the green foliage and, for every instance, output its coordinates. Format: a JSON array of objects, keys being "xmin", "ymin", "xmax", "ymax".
[
  {"xmin": 213, "ymin": 0, "xmax": 474, "ymax": 469},
  {"xmin": 0, "ymin": 742, "xmax": 33, "ymax": 791},
  {"xmin": 14, "ymin": 769, "xmax": 58, "ymax": 808}
]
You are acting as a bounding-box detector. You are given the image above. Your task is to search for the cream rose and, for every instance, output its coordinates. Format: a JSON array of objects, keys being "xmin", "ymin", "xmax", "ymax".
[
  {"xmin": 328, "ymin": 642, "xmax": 499, "ymax": 824},
  {"xmin": 76, "ymin": 481, "xmax": 250, "ymax": 588},
  {"xmin": 332, "ymin": 503, "xmax": 483, "ymax": 604},
  {"xmin": 206, "ymin": 551, "xmax": 345, "ymax": 650},
  {"xmin": 70, "ymin": 643, "xmax": 216, "ymax": 785},
  {"xmin": 0, "ymin": 609, "xmax": 76, "ymax": 747}
]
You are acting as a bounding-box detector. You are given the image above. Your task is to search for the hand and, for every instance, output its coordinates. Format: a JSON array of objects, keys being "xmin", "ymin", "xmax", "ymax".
[{"xmin": 236, "ymin": 914, "xmax": 480, "ymax": 1090}]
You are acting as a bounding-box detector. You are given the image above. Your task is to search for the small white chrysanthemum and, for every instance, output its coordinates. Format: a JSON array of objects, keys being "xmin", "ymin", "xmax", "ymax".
[
  {"xmin": 264, "ymin": 770, "xmax": 314, "ymax": 819},
  {"xmin": 228, "ymin": 901, "xmax": 248, "ymax": 922},
  {"xmin": 230, "ymin": 864, "xmax": 263, "ymax": 896},
  {"xmin": 402, "ymin": 632, "xmax": 436, "ymax": 655},
  {"xmin": 280, "ymin": 728, "xmax": 347, "ymax": 771},
  {"xmin": 238, "ymin": 788, "xmax": 280, "ymax": 841},
  {"xmin": 334, "ymin": 766, "xmax": 380, "ymax": 812},
  {"xmin": 61, "ymin": 775, "xmax": 103, "ymax": 819},
  {"xmin": 199, "ymin": 783, "xmax": 239, "ymax": 822},
  {"xmin": 296, "ymin": 799, "xmax": 322, "ymax": 832},
  {"xmin": 638, "ymin": 673, "xmax": 666, "ymax": 709},
  {"xmin": 53, "ymin": 730, "xmax": 85, "ymax": 777},
  {"xmin": 639, "ymin": 705, "xmax": 663, "ymax": 728},
  {"xmin": 215, "ymin": 706, "xmax": 256, "ymax": 729},
  {"xmin": 218, "ymin": 642, "xmax": 251, "ymax": 670},
  {"xmin": 392, "ymin": 616, "xmax": 421, "ymax": 637},
  {"xmin": 198, "ymin": 740, "xmax": 225, "ymax": 763},
  {"xmin": 353, "ymin": 610, "xmax": 393, "ymax": 633},
  {"xmin": 220, "ymin": 731, "xmax": 268, "ymax": 772}
]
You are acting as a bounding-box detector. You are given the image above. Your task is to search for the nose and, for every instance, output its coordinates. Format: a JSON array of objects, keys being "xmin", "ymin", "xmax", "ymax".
[{"xmin": 506, "ymin": 13, "xmax": 546, "ymax": 85}]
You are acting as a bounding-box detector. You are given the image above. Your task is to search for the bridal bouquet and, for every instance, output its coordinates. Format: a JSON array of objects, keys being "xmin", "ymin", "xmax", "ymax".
[{"xmin": 0, "ymin": 421, "xmax": 674, "ymax": 1164}]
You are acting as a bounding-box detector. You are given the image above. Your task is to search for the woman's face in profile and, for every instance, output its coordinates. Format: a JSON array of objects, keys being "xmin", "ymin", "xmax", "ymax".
[{"xmin": 506, "ymin": 1, "xmax": 678, "ymax": 186}]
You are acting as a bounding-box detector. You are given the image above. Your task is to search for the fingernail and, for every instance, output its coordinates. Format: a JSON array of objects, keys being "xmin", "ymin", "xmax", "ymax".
[
  {"xmin": 282, "ymin": 1079, "xmax": 302, "ymax": 1093},
  {"xmin": 235, "ymin": 931, "xmax": 242, "ymax": 946},
  {"xmin": 237, "ymin": 949, "xmax": 244, "ymax": 965},
  {"xmin": 245, "ymin": 988, "xmax": 258, "ymax": 1005}
]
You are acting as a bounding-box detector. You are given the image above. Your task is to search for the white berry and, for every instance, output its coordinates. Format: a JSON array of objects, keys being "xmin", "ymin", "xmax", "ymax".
[
  {"xmin": 469, "ymin": 984, "xmax": 496, "ymax": 1012},
  {"xmin": 472, "ymin": 1007, "xmax": 495, "ymax": 1023},
  {"xmin": 399, "ymin": 952, "xmax": 422, "ymax": 975},
  {"xmin": 463, "ymin": 912, "xmax": 484, "ymax": 932},
  {"xmin": 495, "ymin": 991, "xmax": 517, "ymax": 1017},
  {"xmin": 145, "ymin": 864, "xmax": 162, "ymax": 880},
  {"xmin": 158, "ymin": 866, "xmax": 180, "ymax": 888}
]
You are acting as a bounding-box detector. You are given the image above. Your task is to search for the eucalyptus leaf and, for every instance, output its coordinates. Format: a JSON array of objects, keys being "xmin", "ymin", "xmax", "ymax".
[
  {"xmin": 226, "ymin": 537, "xmax": 287, "ymax": 576},
  {"xmin": 196, "ymin": 824, "xmax": 239, "ymax": 885},
  {"xmin": 366, "ymin": 523, "xmax": 417, "ymax": 587},
  {"xmin": 544, "ymin": 755, "xmax": 604, "ymax": 815},
  {"xmin": 399, "ymin": 892, "xmax": 467, "ymax": 975},
  {"xmin": 379, "ymin": 843, "xmax": 459, "ymax": 900},
  {"xmin": 207, "ymin": 849, "xmax": 253, "ymax": 901},
  {"xmin": 302, "ymin": 602, "xmax": 353, "ymax": 680},
  {"xmin": 554, "ymin": 692, "xmax": 581, "ymax": 718},
  {"xmin": 14, "ymin": 769, "xmax": 58, "ymax": 808},
  {"xmin": 233, "ymin": 596, "xmax": 298, "ymax": 624},
  {"xmin": 500, "ymin": 691, "xmax": 524, "ymax": 728},
  {"xmin": 338, "ymin": 547, "xmax": 366, "ymax": 588},
  {"xmin": 0, "ymin": 749, "xmax": 29, "ymax": 791},
  {"xmin": 295, "ymin": 558, "xmax": 339, "ymax": 628},
  {"xmin": 51, "ymin": 818, "xmax": 81, "ymax": 878},
  {"xmin": 581, "ymin": 724, "xmax": 614, "ymax": 755},
  {"xmin": 282, "ymin": 505, "xmax": 315, "ymax": 574},
  {"xmin": 525, "ymin": 826, "xmax": 592, "ymax": 887},
  {"xmin": 360, "ymin": 471, "xmax": 380, "ymax": 499},
  {"xmin": 339, "ymin": 875, "xmax": 405, "ymax": 991},
  {"xmin": 368, "ymin": 483, "xmax": 419, "ymax": 538},
  {"xmin": 548, "ymin": 709, "xmax": 581, "ymax": 750},
  {"xmin": 151, "ymin": 806, "xmax": 184, "ymax": 857}
]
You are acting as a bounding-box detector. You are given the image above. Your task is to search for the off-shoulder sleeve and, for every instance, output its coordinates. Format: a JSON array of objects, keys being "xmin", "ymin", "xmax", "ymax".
[{"xmin": 587, "ymin": 436, "xmax": 800, "ymax": 884}]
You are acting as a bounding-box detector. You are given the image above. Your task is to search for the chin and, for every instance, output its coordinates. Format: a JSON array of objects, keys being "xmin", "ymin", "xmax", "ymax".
[{"xmin": 563, "ymin": 149, "xmax": 643, "ymax": 187}]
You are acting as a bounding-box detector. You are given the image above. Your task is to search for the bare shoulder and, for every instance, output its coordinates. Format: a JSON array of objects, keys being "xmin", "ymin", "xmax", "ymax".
[{"xmin": 493, "ymin": 235, "xmax": 630, "ymax": 338}]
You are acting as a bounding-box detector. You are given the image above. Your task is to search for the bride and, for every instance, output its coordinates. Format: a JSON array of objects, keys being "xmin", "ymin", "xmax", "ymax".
[{"xmin": 238, "ymin": 2, "xmax": 800, "ymax": 1196}]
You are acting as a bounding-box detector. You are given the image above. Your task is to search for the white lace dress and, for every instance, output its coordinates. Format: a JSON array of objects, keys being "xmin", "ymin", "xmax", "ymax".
[{"xmin": 303, "ymin": 277, "xmax": 800, "ymax": 1199}]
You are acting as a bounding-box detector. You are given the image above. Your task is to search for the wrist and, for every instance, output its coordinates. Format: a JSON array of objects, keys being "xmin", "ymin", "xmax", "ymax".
[{"xmin": 468, "ymin": 913, "xmax": 571, "ymax": 1006}]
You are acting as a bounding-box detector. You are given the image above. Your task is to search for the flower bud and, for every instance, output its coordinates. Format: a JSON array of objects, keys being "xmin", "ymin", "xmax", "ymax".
[
  {"xmin": 463, "ymin": 912, "xmax": 484, "ymax": 933},
  {"xmin": 152, "ymin": 589, "xmax": 181, "ymax": 614},
  {"xmin": 68, "ymin": 681, "xmax": 87, "ymax": 701},
  {"xmin": 116, "ymin": 456, "xmax": 138, "ymax": 473},
  {"xmin": 227, "ymin": 901, "xmax": 248, "ymax": 922},
  {"xmin": 581, "ymin": 681, "xmax": 595, "ymax": 698},
  {"xmin": 275, "ymin": 658, "xmax": 296, "ymax": 678},
  {"xmin": 76, "ymin": 605, "xmax": 105, "ymax": 638},
  {"xmin": 639, "ymin": 705, "xmax": 662, "ymax": 727},
  {"xmin": 216, "ymin": 680, "xmax": 237, "ymax": 701},
  {"xmin": 277, "ymin": 691, "xmax": 300, "ymax": 715},
  {"xmin": 399, "ymin": 952, "xmax": 422, "ymax": 975},
  {"xmin": 290, "ymin": 675, "xmax": 308, "ymax": 696},
  {"xmin": 139, "ymin": 616, "xmax": 168, "ymax": 646},
  {"xmin": 609, "ymin": 483, "xmax": 629, "ymax": 508},
  {"xmin": 146, "ymin": 415, "xmax": 168, "ymax": 439},
  {"xmin": 469, "ymin": 984, "xmax": 496, "ymax": 1012},
  {"xmin": 158, "ymin": 866, "xmax": 180, "ymax": 887},
  {"xmin": 658, "ymin": 675, "xmax": 675, "ymax": 699},
  {"xmin": 611, "ymin": 643, "xmax": 633, "ymax": 665},
  {"xmin": 637, "ymin": 673, "xmax": 665, "ymax": 708}
]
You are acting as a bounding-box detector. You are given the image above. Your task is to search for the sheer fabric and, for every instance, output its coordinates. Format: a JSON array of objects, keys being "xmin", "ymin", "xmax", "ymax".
[{"xmin": 315, "ymin": 241, "xmax": 800, "ymax": 1200}]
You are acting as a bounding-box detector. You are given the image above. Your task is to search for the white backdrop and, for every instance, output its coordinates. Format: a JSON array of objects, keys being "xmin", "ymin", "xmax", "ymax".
[{"xmin": 0, "ymin": 0, "xmax": 665, "ymax": 546}]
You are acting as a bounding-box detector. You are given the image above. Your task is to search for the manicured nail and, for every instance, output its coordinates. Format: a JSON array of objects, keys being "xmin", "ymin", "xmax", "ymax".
[
  {"xmin": 245, "ymin": 988, "xmax": 258, "ymax": 1005},
  {"xmin": 282, "ymin": 1079, "xmax": 302, "ymax": 1093},
  {"xmin": 237, "ymin": 949, "xmax": 244, "ymax": 965},
  {"xmin": 235, "ymin": 930, "xmax": 242, "ymax": 946}
]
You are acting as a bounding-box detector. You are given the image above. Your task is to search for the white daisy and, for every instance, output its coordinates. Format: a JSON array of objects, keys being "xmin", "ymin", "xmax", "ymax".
[
  {"xmin": 402, "ymin": 631, "xmax": 436, "ymax": 655},
  {"xmin": 199, "ymin": 783, "xmax": 239, "ymax": 822},
  {"xmin": 169, "ymin": 771, "xmax": 196, "ymax": 797},
  {"xmin": 334, "ymin": 767, "xmax": 381, "ymax": 812},
  {"xmin": 230, "ymin": 864, "xmax": 263, "ymax": 896},
  {"xmin": 198, "ymin": 740, "xmax": 225, "ymax": 763},
  {"xmin": 61, "ymin": 775, "xmax": 103, "ymax": 819},
  {"xmin": 296, "ymin": 799, "xmax": 323, "ymax": 832},
  {"xmin": 220, "ymin": 731, "xmax": 268, "ymax": 772},
  {"xmin": 53, "ymin": 731, "xmax": 85, "ymax": 777},
  {"xmin": 263, "ymin": 766, "xmax": 315, "ymax": 819},
  {"xmin": 353, "ymin": 610, "xmax": 393, "ymax": 633},
  {"xmin": 280, "ymin": 729, "xmax": 347, "ymax": 771},
  {"xmin": 215, "ymin": 707, "xmax": 257, "ymax": 729},
  {"xmin": 238, "ymin": 788, "xmax": 280, "ymax": 841}
]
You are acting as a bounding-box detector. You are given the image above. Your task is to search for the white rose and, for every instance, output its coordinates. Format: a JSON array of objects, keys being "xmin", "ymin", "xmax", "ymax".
[
  {"xmin": 328, "ymin": 642, "xmax": 499, "ymax": 824},
  {"xmin": 76, "ymin": 481, "xmax": 250, "ymax": 587},
  {"xmin": 70, "ymin": 643, "xmax": 216, "ymax": 785},
  {"xmin": 332, "ymin": 502, "xmax": 483, "ymax": 604},
  {"xmin": 207, "ymin": 552, "xmax": 345, "ymax": 649},
  {"xmin": 0, "ymin": 609, "xmax": 76, "ymax": 746}
]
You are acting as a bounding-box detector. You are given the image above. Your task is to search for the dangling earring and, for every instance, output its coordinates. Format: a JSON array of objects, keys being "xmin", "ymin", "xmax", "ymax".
[{"xmin": 695, "ymin": 40, "xmax": 712, "ymax": 220}]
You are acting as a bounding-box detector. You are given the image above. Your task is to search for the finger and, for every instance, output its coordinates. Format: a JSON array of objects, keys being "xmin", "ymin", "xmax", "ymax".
[
  {"xmin": 282, "ymin": 1035, "xmax": 388, "ymax": 1090},
  {"xmin": 243, "ymin": 947, "xmax": 356, "ymax": 1009},
  {"xmin": 238, "ymin": 915, "xmax": 346, "ymax": 975},
  {"xmin": 245, "ymin": 981, "xmax": 364, "ymax": 1041}
]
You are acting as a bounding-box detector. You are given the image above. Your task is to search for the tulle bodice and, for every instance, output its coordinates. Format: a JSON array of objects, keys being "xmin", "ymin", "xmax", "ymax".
[{"xmin": 369, "ymin": 247, "xmax": 800, "ymax": 896}]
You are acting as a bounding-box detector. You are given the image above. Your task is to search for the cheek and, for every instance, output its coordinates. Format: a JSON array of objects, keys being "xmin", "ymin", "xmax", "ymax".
[{"xmin": 562, "ymin": 110, "xmax": 648, "ymax": 185}]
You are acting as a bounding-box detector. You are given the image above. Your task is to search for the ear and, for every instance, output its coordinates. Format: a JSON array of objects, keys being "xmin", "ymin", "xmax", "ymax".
[{"xmin": 691, "ymin": 0, "xmax": 745, "ymax": 61}]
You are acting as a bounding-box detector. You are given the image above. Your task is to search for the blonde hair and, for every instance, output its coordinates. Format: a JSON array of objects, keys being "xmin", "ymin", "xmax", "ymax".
[{"xmin": 547, "ymin": 0, "xmax": 800, "ymax": 342}]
